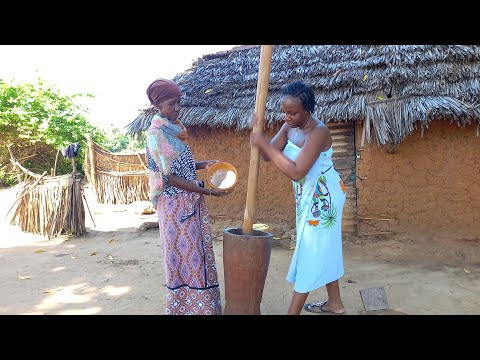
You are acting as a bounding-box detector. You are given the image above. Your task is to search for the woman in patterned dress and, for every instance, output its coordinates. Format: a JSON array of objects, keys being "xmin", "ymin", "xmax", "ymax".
[
  {"xmin": 250, "ymin": 81, "xmax": 347, "ymax": 315},
  {"xmin": 145, "ymin": 78, "xmax": 233, "ymax": 315}
]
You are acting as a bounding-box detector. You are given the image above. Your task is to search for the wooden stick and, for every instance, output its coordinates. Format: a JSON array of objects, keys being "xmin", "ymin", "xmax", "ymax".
[
  {"xmin": 71, "ymin": 158, "xmax": 77, "ymax": 174},
  {"xmin": 136, "ymin": 152, "xmax": 147, "ymax": 169},
  {"xmin": 18, "ymin": 153, "xmax": 38, "ymax": 162},
  {"xmin": 7, "ymin": 145, "xmax": 23, "ymax": 183},
  {"xmin": 86, "ymin": 134, "xmax": 97, "ymax": 191},
  {"xmin": 53, "ymin": 149, "xmax": 60, "ymax": 177},
  {"xmin": 81, "ymin": 186, "xmax": 96, "ymax": 227},
  {"xmin": 243, "ymin": 45, "xmax": 273, "ymax": 235},
  {"xmin": 10, "ymin": 159, "xmax": 41, "ymax": 179}
]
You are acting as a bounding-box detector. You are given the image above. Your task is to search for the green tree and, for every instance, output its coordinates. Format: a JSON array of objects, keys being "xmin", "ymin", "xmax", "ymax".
[
  {"xmin": 103, "ymin": 125, "xmax": 146, "ymax": 153},
  {"xmin": 0, "ymin": 77, "xmax": 107, "ymax": 185},
  {"xmin": 104, "ymin": 127, "xmax": 131, "ymax": 152}
]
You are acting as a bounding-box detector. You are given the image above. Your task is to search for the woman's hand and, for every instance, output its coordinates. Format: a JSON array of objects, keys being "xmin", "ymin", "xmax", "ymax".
[
  {"xmin": 204, "ymin": 160, "xmax": 219, "ymax": 170},
  {"xmin": 250, "ymin": 131, "xmax": 268, "ymax": 148},
  {"xmin": 196, "ymin": 160, "xmax": 219, "ymax": 170},
  {"xmin": 208, "ymin": 187, "xmax": 234, "ymax": 197},
  {"xmin": 250, "ymin": 112, "xmax": 269, "ymax": 149}
]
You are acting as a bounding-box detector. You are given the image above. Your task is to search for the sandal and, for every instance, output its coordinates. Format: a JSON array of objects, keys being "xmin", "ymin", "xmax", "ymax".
[{"xmin": 304, "ymin": 301, "xmax": 345, "ymax": 314}]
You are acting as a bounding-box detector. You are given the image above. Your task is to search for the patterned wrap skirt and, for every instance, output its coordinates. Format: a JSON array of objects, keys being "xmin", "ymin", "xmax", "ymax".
[{"xmin": 157, "ymin": 191, "xmax": 222, "ymax": 315}]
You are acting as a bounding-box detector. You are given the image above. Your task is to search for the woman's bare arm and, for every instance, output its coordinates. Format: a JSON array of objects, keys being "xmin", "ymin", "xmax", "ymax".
[
  {"xmin": 195, "ymin": 160, "xmax": 219, "ymax": 170},
  {"xmin": 252, "ymin": 117, "xmax": 289, "ymax": 162},
  {"xmin": 250, "ymin": 125, "xmax": 330, "ymax": 181},
  {"xmin": 166, "ymin": 174, "xmax": 231, "ymax": 197}
]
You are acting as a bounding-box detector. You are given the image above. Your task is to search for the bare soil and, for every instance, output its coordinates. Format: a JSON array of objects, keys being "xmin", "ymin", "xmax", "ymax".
[{"xmin": 1, "ymin": 185, "xmax": 479, "ymax": 315}]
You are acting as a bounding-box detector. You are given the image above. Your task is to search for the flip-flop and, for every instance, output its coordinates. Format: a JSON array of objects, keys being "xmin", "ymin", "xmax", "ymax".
[{"xmin": 304, "ymin": 301, "xmax": 345, "ymax": 314}]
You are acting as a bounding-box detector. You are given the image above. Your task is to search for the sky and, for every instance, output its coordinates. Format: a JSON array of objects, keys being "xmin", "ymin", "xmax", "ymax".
[{"xmin": 0, "ymin": 45, "xmax": 237, "ymax": 132}]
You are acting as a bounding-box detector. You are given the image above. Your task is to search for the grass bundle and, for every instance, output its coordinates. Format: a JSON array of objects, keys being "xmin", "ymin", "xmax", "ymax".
[{"xmin": 8, "ymin": 174, "xmax": 86, "ymax": 240}]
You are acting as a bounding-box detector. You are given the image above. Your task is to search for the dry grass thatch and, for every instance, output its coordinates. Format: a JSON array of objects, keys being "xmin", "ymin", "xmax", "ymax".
[
  {"xmin": 126, "ymin": 45, "xmax": 480, "ymax": 145},
  {"xmin": 7, "ymin": 172, "xmax": 87, "ymax": 240},
  {"xmin": 84, "ymin": 141, "xmax": 149, "ymax": 204}
]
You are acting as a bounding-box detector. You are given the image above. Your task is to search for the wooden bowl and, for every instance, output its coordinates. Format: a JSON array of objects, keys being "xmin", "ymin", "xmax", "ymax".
[{"xmin": 206, "ymin": 162, "xmax": 238, "ymax": 190}]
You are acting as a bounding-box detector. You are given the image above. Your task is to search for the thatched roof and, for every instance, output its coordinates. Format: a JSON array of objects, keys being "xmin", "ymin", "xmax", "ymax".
[{"xmin": 126, "ymin": 45, "xmax": 480, "ymax": 145}]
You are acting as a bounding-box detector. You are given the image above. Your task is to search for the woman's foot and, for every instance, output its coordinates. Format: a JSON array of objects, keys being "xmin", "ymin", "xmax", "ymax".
[{"xmin": 303, "ymin": 301, "xmax": 345, "ymax": 314}]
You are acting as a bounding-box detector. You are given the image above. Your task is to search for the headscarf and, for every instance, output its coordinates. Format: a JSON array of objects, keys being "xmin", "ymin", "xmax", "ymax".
[{"xmin": 146, "ymin": 78, "xmax": 182, "ymax": 107}]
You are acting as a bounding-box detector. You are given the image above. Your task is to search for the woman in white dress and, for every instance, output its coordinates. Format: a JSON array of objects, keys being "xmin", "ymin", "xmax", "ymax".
[{"xmin": 250, "ymin": 81, "xmax": 347, "ymax": 315}]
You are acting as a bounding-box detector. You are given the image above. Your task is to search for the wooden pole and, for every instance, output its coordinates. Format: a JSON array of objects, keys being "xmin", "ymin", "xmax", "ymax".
[
  {"xmin": 7, "ymin": 145, "xmax": 22, "ymax": 184},
  {"xmin": 243, "ymin": 45, "xmax": 273, "ymax": 235},
  {"xmin": 85, "ymin": 134, "xmax": 97, "ymax": 191},
  {"xmin": 53, "ymin": 148, "xmax": 60, "ymax": 177},
  {"xmin": 71, "ymin": 158, "xmax": 77, "ymax": 174}
]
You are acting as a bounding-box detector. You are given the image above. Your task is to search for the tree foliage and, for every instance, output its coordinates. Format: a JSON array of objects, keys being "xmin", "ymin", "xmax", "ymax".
[
  {"xmin": 0, "ymin": 77, "xmax": 107, "ymax": 186},
  {"xmin": 103, "ymin": 126, "xmax": 146, "ymax": 153},
  {"xmin": 0, "ymin": 77, "xmax": 106, "ymax": 149}
]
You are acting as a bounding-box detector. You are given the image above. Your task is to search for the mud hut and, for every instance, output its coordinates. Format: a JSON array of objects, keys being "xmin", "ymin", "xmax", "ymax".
[{"xmin": 127, "ymin": 45, "xmax": 480, "ymax": 242}]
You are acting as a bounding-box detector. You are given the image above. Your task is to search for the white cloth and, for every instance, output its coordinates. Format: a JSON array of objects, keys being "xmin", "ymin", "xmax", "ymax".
[{"xmin": 283, "ymin": 140, "xmax": 346, "ymax": 293}]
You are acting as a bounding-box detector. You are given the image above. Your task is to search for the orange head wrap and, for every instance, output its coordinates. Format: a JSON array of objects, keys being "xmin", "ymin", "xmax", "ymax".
[{"xmin": 146, "ymin": 78, "xmax": 182, "ymax": 107}]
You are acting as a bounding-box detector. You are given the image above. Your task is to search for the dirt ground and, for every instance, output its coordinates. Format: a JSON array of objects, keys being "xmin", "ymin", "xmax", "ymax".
[{"xmin": 1, "ymin": 185, "xmax": 479, "ymax": 315}]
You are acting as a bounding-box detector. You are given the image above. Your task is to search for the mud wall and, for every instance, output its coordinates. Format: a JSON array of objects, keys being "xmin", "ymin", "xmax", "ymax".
[
  {"xmin": 356, "ymin": 120, "xmax": 480, "ymax": 239},
  {"xmin": 187, "ymin": 126, "xmax": 296, "ymax": 237}
]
